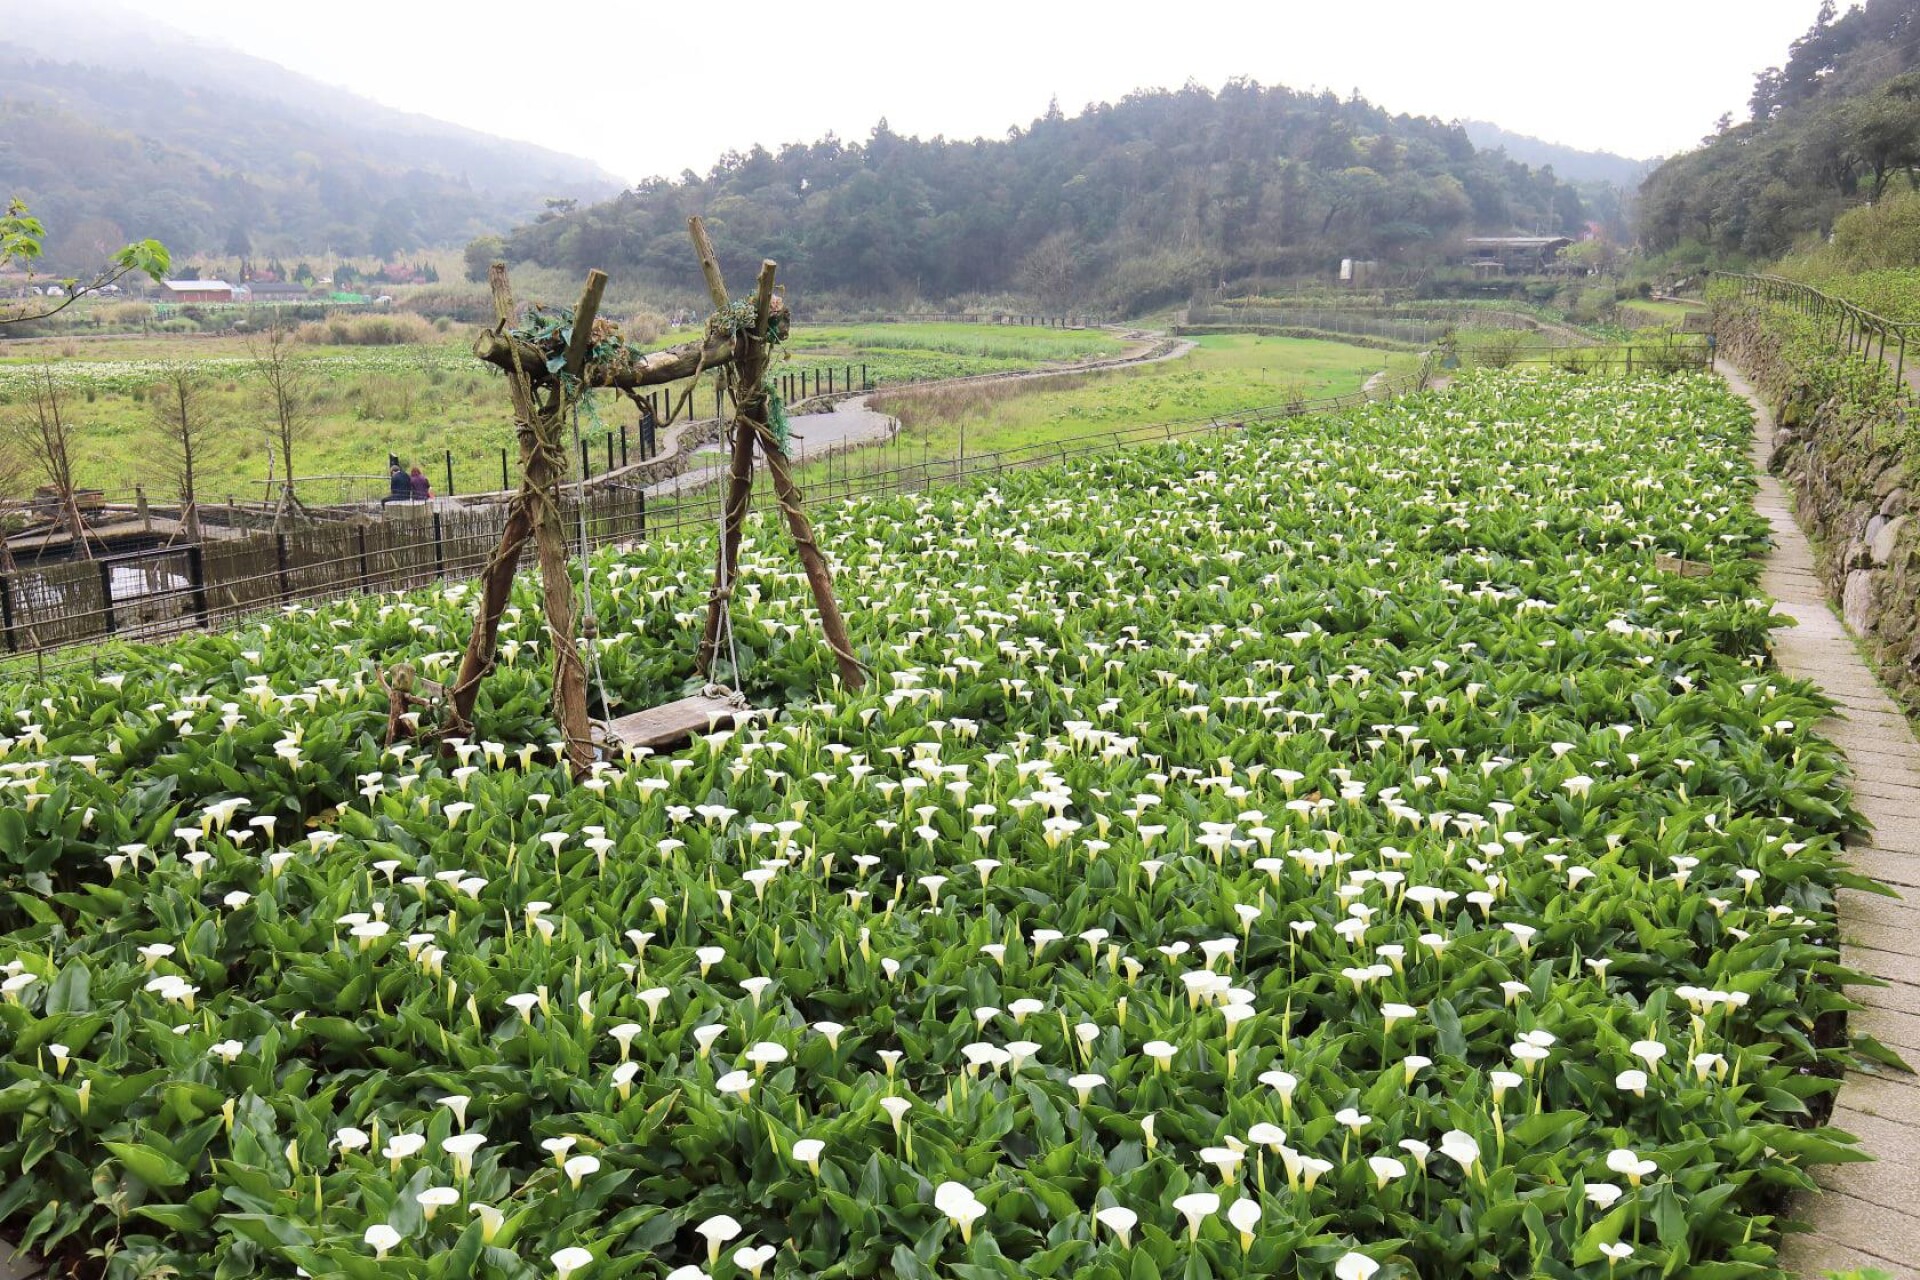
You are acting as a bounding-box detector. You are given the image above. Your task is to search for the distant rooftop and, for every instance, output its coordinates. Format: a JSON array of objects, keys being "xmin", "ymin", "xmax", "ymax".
[
  {"xmin": 1464, "ymin": 236, "xmax": 1571, "ymax": 248},
  {"xmin": 159, "ymin": 279, "xmax": 233, "ymax": 291}
]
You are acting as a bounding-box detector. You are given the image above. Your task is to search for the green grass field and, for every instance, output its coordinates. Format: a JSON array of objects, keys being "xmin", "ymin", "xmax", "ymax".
[
  {"xmin": 864, "ymin": 333, "xmax": 1416, "ymax": 463},
  {"xmin": 1616, "ymin": 298, "xmax": 1707, "ymax": 325},
  {"xmin": 0, "ymin": 324, "xmax": 1129, "ymax": 502}
]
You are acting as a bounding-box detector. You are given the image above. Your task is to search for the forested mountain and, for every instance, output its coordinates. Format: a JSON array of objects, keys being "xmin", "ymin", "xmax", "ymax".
[
  {"xmin": 0, "ymin": 7, "xmax": 620, "ymax": 266},
  {"xmin": 1460, "ymin": 121, "xmax": 1652, "ymax": 188},
  {"xmin": 1638, "ymin": 0, "xmax": 1920, "ymax": 260},
  {"xmin": 493, "ymin": 82, "xmax": 1589, "ymax": 313}
]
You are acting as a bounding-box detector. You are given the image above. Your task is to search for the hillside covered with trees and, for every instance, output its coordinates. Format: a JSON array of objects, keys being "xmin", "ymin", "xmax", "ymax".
[
  {"xmin": 1638, "ymin": 0, "xmax": 1920, "ymax": 262},
  {"xmin": 0, "ymin": 8, "xmax": 620, "ymax": 267},
  {"xmin": 491, "ymin": 81, "xmax": 1589, "ymax": 313}
]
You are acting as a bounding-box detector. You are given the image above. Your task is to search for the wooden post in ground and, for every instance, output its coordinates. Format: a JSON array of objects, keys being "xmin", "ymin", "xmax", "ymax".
[
  {"xmin": 687, "ymin": 216, "xmax": 863, "ymax": 691},
  {"xmin": 444, "ymin": 262, "xmax": 606, "ymax": 778},
  {"xmin": 447, "ymin": 263, "xmax": 542, "ymax": 734},
  {"xmin": 536, "ymin": 269, "xmax": 607, "ymax": 778},
  {"xmin": 759, "ymin": 435, "xmax": 864, "ymax": 689}
]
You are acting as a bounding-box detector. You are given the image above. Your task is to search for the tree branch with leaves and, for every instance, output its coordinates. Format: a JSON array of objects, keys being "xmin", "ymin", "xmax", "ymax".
[
  {"xmin": 1, "ymin": 199, "xmax": 170, "ymax": 327},
  {"xmin": 1, "ymin": 366, "xmax": 92, "ymax": 556},
  {"xmin": 149, "ymin": 364, "xmax": 220, "ymax": 541},
  {"xmin": 248, "ymin": 319, "xmax": 313, "ymax": 531}
]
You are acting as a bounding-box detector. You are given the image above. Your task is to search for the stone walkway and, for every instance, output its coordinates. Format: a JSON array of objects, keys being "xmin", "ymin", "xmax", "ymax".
[{"xmin": 1724, "ymin": 367, "xmax": 1920, "ymax": 1280}]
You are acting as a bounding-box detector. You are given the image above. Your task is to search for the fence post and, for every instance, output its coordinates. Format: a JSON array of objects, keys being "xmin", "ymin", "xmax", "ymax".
[
  {"xmin": 502, "ymin": 447, "xmax": 510, "ymax": 491},
  {"xmin": 357, "ymin": 525, "xmax": 372, "ymax": 593},
  {"xmin": 0, "ymin": 572, "xmax": 14, "ymax": 653},
  {"xmin": 432, "ymin": 511, "xmax": 445, "ymax": 578},
  {"xmin": 620, "ymin": 422, "xmax": 629, "ymax": 469},
  {"xmin": 580, "ymin": 436, "xmax": 591, "ymax": 480},
  {"xmin": 97, "ymin": 559, "xmax": 117, "ymax": 635},
  {"xmin": 186, "ymin": 543, "xmax": 209, "ymax": 628},
  {"xmin": 275, "ymin": 535, "xmax": 292, "ymax": 603},
  {"xmin": 862, "ymin": 362, "xmax": 868, "ymax": 389},
  {"xmin": 445, "ymin": 450, "xmax": 454, "ymax": 496},
  {"xmin": 1625, "ymin": 347, "xmax": 1633, "ymax": 376},
  {"xmin": 637, "ymin": 489, "xmax": 646, "ymax": 540}
]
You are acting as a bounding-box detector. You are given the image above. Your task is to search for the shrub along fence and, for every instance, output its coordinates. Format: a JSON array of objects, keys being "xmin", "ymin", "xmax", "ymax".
[
  {"xmin": 1713, "ymin": 271, "xmax": 1914, "ymax": 391},
  {"xmin": 1710, "ymin": 276, "xmax": 1920, "ymax": 714},
  {"xmin": 1449, "ymin": 338, "xmax": 1715, "ymax": 375}
]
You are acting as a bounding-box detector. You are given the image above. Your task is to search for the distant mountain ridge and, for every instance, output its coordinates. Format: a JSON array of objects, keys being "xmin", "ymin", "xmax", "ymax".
[
  {"xmin": 499, "ymin": 81, "xmax": 1592, "ymax": 314},
  {"xmin": 0, "ymin": 3, "xmax": 621, "ymax": 265},
  {"xmin": 1460, "ymin": 121, "xmax": 1654, "ymax": 187}
]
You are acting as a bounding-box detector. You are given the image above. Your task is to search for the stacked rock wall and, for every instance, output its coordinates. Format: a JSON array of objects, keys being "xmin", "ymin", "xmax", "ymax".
[{"xmin": 1717, "ymin": 301, "xmax": 1920, "ymax": 712}]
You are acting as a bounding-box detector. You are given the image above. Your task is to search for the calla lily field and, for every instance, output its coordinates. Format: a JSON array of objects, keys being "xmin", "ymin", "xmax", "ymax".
[{"xmin": 0, "ymin": 372, "xmax": 1884, "ymax": 1279}]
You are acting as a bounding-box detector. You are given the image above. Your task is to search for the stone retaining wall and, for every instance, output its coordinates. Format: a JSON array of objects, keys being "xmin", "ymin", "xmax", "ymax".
[{"xmin": 1716, "ymin": 302, "xmax": 1920, "ymax": 712}]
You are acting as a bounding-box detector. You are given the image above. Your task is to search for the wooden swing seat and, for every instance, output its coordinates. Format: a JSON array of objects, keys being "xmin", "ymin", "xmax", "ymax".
[{"xmin": 596, "ymin": 689, "xmax": 754, "ymax": 753}]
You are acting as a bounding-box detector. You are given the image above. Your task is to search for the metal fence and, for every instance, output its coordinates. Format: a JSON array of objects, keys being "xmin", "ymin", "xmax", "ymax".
[
  {"xmin": 0, "ymin": 490, "xmax": 647, "ymax": 666},
  {"xmin": 1711, "ymin": 271, "xmax": 1913, "ymax": 389}
]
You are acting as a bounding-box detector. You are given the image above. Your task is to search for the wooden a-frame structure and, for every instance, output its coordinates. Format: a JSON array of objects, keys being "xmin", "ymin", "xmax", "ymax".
[{"xmin": 427, "ymin": 217, "xmax": 865, "ymax": 779}]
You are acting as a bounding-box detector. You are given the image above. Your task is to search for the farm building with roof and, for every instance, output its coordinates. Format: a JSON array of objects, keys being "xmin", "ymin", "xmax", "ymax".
[{"xmin": 157, "ymin": 279, "xmax": 234, "ymax": 303}]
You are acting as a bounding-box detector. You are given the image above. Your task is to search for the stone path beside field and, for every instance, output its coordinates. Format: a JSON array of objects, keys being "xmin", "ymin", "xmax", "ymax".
[{"xmin": 1725, "ymin": 367, "xmax": 1920, "ymax": 1280}]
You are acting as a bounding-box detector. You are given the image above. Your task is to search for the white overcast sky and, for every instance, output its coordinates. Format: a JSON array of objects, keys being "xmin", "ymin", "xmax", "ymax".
[{"xmin": 117, "ymin": 0, "xmax": 1819, "ymax": 181}]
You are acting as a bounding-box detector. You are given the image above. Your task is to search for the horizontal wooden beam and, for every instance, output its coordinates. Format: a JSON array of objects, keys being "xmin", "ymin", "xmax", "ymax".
[{"xmin": 472, "ymin": 328, "xmax": 737, "ymax": 390}]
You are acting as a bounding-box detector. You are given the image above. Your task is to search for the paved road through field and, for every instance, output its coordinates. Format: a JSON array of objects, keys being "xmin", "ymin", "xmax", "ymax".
[{"xmin": 643, "ymin": 331, "xmax": 1197, "ymax": 501}]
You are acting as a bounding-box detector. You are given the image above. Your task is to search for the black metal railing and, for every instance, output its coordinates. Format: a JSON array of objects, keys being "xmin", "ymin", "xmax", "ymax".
[{"xmin": 1712, "ymin": 271, "xmax": 1913, "ymax": 390}]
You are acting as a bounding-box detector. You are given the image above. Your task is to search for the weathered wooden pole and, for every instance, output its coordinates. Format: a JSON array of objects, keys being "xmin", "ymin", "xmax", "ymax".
[
  {"xmin": 736, "ymin": 262, "xmax": 864, "ymax": 691},
  {"xmin": 759, "ymin": 431, "xmax": 864, "ymax": 690},
  {"xmin": 444, "ymin": 263, "xmax": 606, "ymax": 778},
  {"xmin": 447, "ymin": 262, "xmax": 541, "ymax": 734},
  {"xmin": 694, "ymin": 216, "xmax": 760, "ymax": 679},
  {"xmin": 538, "ymin": 269, "xmax": 608, "ymax": 777}
]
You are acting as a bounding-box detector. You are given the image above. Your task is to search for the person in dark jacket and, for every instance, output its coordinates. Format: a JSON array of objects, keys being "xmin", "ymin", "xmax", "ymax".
[
  {"xmin": 385, "ymin": 464, "xmax": 410, "ymax": 505},
  {"xmin": 409, "ymin": 467, "xmax": 431, "ymax": 501}
]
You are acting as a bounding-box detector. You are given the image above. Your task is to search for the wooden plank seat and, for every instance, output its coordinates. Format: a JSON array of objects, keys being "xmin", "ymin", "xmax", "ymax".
[{"xmin": 595, "ymin": 688, "xmax": 753, "ymax": 754}]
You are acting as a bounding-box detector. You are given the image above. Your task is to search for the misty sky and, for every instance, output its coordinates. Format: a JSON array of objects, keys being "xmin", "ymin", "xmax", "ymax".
[{"xmin": 118, "ymin": 0, "xmax": 1817, "ymax": 181}]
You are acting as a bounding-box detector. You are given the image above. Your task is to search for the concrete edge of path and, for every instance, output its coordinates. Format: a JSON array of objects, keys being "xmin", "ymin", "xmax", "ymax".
[
  {"xmin": 1720, "ymin": 365, "xmax": 1920, "ymax": 1280},
  {"xmin": 0, "ymin": 1241, "xmax": 40, "ymax": 1280}
]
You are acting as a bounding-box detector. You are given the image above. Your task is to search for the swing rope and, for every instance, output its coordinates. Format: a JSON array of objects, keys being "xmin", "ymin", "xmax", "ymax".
[
  {"xmin": 568, "ymin": 395, "xmax": 612, "ymax": 724},
  {"xmin": 710, "ymin": 366, "xmax": 744, "ymax": 688}
]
